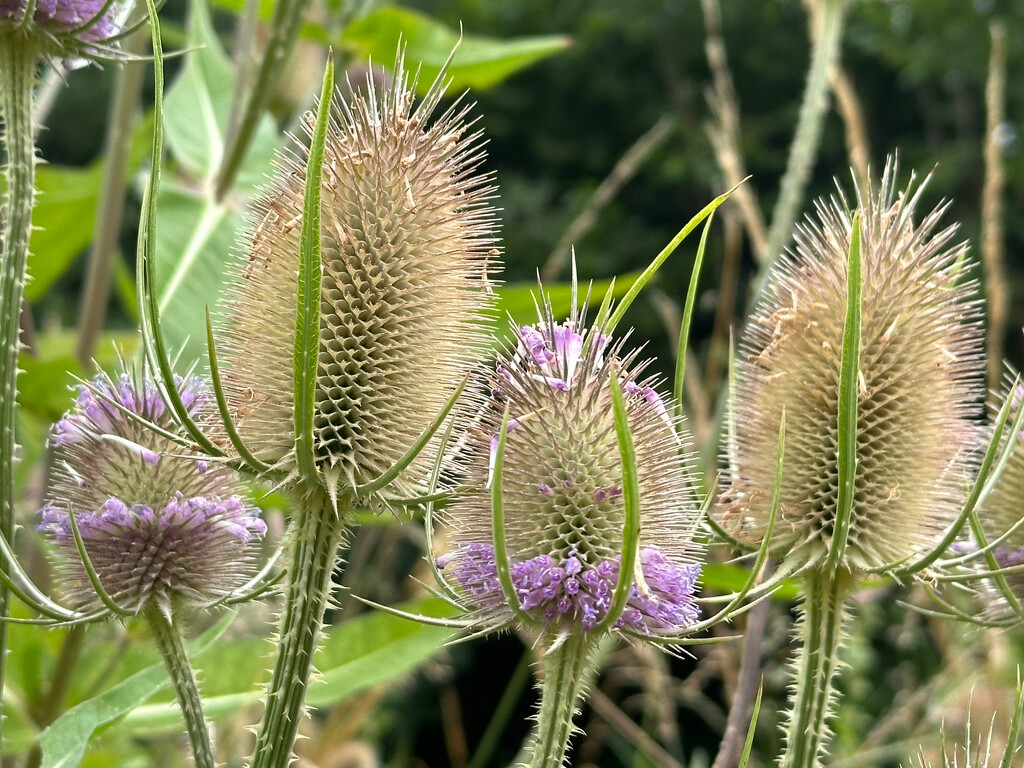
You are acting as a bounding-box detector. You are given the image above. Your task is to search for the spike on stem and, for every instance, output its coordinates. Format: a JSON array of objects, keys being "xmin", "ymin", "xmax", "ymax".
[
  {"xmin": 528, "ymin": 632, "xmax": 597, "ymax": 768},
  {"xmin": 249, "ymin": 492, "xmax": 348, "ymax": 768},
  {"xmin": 0, "ymin": 33, "xmax": 40, "ymax": 743},
  {"xmin": 780, "ymin": 570, "xmax": 854, "ymax": 768}
]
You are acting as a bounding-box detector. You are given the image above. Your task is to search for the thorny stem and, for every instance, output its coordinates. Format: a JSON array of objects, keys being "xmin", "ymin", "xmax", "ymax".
[
  {"xmin": 761, "ymin": 0, "xmax": 850, "ymax": 281},
  {"xmin": 250, "ymin": 491, "xmax": 348, "ymax": 768},
  {"xmin": 780, "ymin": 570, "xmax": 853, "ymax": 768},
  {"xmin": 0, "ymin": 35, "xmax": 40, "ymax": 746},
  {"xmin": 528, "ymin": 632, "xmax": 596, "ymax": 768},
  {"xmin": 146, "ymin": 606, "xmax": 216, "ymax": 768}
]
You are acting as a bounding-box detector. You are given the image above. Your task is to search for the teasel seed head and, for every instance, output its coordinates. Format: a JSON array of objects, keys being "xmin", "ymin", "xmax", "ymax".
[
  {"xmin": 719, "ymin": 160, "xmax": 984, "ymax": 573},
  {"xmin": 39, "ymin": 371, "xmax": 266, "ymax": 617},
  {"xmin": 0, "ymin": 0, "xmax": 132, "ymax": 68},
  {"xmin": 437, "ymin": 295, "xmax": 703, "ymax": 638},
  {"xmin": 217, "ymin": 55, "xmax": 498, "ymax": 506}
]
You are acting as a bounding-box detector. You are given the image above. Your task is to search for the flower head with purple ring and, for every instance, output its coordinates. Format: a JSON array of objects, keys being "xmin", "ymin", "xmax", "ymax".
[
  {"xmin": 439, "ymin": 543, "xmax": 699, "ymax": 634},
  {"xmin": 440, "ymin": 298, "xmax": 705, "ymax": 640},
  {"xmin": 39, "ymin": 370, "xmax": 266, "ymax": 615},
  {"xmin": 0, "ymin": 0, "xmax": 130, "ymax": 68}
]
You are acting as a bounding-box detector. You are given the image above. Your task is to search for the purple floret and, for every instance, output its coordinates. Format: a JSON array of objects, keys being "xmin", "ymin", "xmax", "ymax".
[
  {"xmin": 440, "ymin": 543, "xmax": 700, "ymax": 633},
  {"xmin": 38, "ymin": 493, "xmax": 266, "ymax": 611},
  {"xmin": 0, "ymin": 0, "xmax": 124, "ymax": 41}
]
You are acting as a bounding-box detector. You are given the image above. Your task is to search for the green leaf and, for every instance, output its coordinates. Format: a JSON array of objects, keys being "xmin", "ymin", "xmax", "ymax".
[
  {"xmin": 16, "ymin": 355, "xmax": 80, "ymax": 421},
  {"xmin": 38, "ymin": 613, "xmax": 235, "ymax": 768},
  {"xmin": 163, "ymin": 0, "xmax": 275, "ymax": 188},
  {"xmin": 343, "ymin": 6, "xmax": 571, "ymax": 93},
  {"xmin": 701, "ymin": 564, "xmax": 801, "ymax": 602},
  {"xmin": 121, "ymin": 599, "xmax": 457, "ymax": 732},
  {"xmin": 154, "ymin": 0, "xmax": 279, "ymax": 361},
  {"xmin": 25, "ymin": 164, "xmax": 102, "ymax": 302}
]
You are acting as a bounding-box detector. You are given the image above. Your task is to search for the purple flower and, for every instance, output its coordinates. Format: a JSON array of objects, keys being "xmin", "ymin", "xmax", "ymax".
[
  {"xmin": 440, "ymin": 543, "xmax": 700, "ymax": 634},
  {"xmin": 0, "ymin": 0, "xmax": 130, "ymax": 68},
  {"xmin": 39, "ymin": 370, "xmax": 265, "ymax": 615}
]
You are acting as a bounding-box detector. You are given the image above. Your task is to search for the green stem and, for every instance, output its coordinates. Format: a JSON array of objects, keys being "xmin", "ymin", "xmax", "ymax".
[
  {"xmin": 529, "ymin": 633, "xmax": 597, "ymax": 768},
  {"xmin": 780, "ymin": 570, "xmax": 854, "ymax": 768},
  {"xmin": 762, "ymin": 0, "xmax": 850, "ymax": 273},
  {"xmin": 145, "ymin": 606, "xmax": 215, "ymax": 768},
  {"xmin": 250, "ymin": 492, "xmax": 347, "ymax": 768},
  {"xmin": 0, "ymin": 35, "xmax": 40, "ymax": 748}
]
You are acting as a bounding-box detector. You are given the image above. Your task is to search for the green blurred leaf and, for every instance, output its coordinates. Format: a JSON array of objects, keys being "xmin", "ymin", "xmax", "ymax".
[
  {"xmin": 701, "ymin": 564, "xmax": 801, "ymax": 602},
  {"xmin": 16, "ymin": 355, "xmax": 81, "ymax": 422},
  {"xmin": 122, "ymin": 599, "xmax": 456, "ymax": 732},
  {"xmin": 26, "ymin": 164, "xmax": 102, "ymax": 302},
  {"xmin": 155, "ymin": 0, "xmax": 278, "ymax": 361},
  {"xmin": 343, "ymin": 6, "xmax": 571, "ymax": 93},
  {"xmin": 38, "ymin": 612, "xmax": 235, "ymax": 768}
]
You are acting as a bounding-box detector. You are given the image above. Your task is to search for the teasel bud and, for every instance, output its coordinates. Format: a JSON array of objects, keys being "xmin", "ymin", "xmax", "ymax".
[
  {"xmin": 38, "ymin": 370, "xmax": 266, "ymax": 618},
  {"xmin": 719, "ymin": 161, "xmax": 983, "ymax": 575},
  {"xmin": 0, "ymin": 0, "xmax": 132, "ymax": 68},
  {"xmin": 216, "ymin": 54, "xmax": 497, "ymax": 508},
  {"xmin": 433, "ymin": 293, "xmax": 704, "ymax": 768}
]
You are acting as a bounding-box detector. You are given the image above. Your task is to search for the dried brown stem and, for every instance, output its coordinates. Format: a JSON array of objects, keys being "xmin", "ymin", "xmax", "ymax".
[
  {"xmin": 982, "ymin": 20, "xmax": 1008, "ymax": 390},
  {"xmin": 541, "ymin": 114, "xmax": 676, "ymax": 281},
  {"xmin": 701, "ymin": 0, "xmax": 768, "ymax": 261}
]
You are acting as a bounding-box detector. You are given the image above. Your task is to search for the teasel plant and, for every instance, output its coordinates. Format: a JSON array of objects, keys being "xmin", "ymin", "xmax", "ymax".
[
  {"xmin": 358, "ymin": 227, "xmax": 790, "ymax": 767},
  {"xmin": 0, "ymin": 0, "xmax": 157, "ymax": 740},
  {"xmin": 0, "ymin": 366, "xmax": 272, "ymax": 768},
  {"xmin": 122, "ymin": 2, "xmax": 504, "ymax": 765},
  {"xmin": 712, "ymin": 160, "xmax": 1018, "ymax": 768}
]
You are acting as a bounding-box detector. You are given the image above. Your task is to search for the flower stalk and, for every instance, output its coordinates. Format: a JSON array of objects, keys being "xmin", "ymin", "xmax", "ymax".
[
  {"xmin": 250, "ymin": 492, "xmax": 347, "ymax": 768},
  {"xmin": 146, "ymin": 605, "xmax": 216, "ymax": 768},
  {"xmin": 781, "ymin": 569, "xmax": 853, "ymax": 768},
  {"xmin": 529, "ymin": 632, "xmax": 597, "ymax": 768},
  {"xmin": 0, "ymin": 32, "xmax": 40, "ymax": 741}
]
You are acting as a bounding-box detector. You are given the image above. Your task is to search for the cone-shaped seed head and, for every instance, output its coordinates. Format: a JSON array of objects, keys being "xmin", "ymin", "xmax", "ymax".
[
  {"xmin": 0, "ymin": 0, "xmax": 130, "ymax": 68},
  {"xmin": 438, "ymin": 298, "xmax": 703, "ymax": 635},
  {"xmin": 218, "ymin": 58, "xmax": 497, "ymax": 503},
  {"xmin": 39, "ymin": 371, "xmax": 266, "ymax": 616},
  {"xmin": 719, "ymin": 162, "xmax": 983, "ymax": 572}
]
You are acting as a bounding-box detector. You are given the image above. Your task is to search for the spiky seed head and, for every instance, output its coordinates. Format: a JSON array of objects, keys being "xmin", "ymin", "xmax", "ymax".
[
  {"xmin": 218, "ymin": 56, "xmax": 498, "ymax": 505},
  {"xmin": 0, "ymin": 0, "xmax": 131, "ymax": 68},
  {"xmin": 38, "ymin": 371, "xmax": 266, "ymax": 617},
  {"xmin": 719, "ymin": 161, "xmax": 984, "ymax": 573},
  {"xmin": 437, "ymin": 296, "xmax": 703, "ymax": 636}
]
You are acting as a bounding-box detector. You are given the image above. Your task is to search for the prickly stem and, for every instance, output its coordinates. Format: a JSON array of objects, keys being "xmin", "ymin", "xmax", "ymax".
[
  {"xmin": 527, "ymin": 632, "xmax": 597, "ymax": 768},
  {"xmin": 780, "ymin": 570, "xmax": 853, "ymax": 768},
  {"xmin": 0, "ymin": 35, "xmax": 40, "ymax": 743},
  {"xmin": 250, "ymin": 491, "xmax": 348, "ymax": 768},
  {"xmin": 146, "ymin": 606, "xmax": 216, "ymax": 768}
]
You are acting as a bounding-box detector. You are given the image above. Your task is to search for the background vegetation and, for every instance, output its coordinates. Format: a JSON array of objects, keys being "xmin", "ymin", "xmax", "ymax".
[{"xmin": 11, "ymin": 1, "xmax": 1024, "ymax": 766}]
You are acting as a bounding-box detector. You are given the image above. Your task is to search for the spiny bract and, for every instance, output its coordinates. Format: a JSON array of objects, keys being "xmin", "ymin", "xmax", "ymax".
[
  {"xmin": 437, "ymin": 296, "xmax": 703, "ymax": 636},
  {"xmin": 38, "ymin": 371, "xmax": 265, "ymax": 616},
  {"xmin": 218, "ymin": 57, "xmax": 498, "ymax": 506},
  {"xmin": 972, "ymin": 374, "xmax": 1024, "ymax": 619},
  {"xmin": 719, "ymin": 162, "xmax": 983, "ymax": 573}
]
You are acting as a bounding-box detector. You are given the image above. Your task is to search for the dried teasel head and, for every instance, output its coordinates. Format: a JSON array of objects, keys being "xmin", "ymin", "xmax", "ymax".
[
  {"xmin": 217, "ymin": 55, "xmax": 498, "ymax": 506},
  {"xmin": 435, "ymin": 290, "xmax": 704, "ymax": 639},
  {"xmin": 38, "ymin": 371, "xmax": 266, "ymax": 617},
  {"xmin": 719, "ymin": 161, "xmax": 983, "ymax": 573}
]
